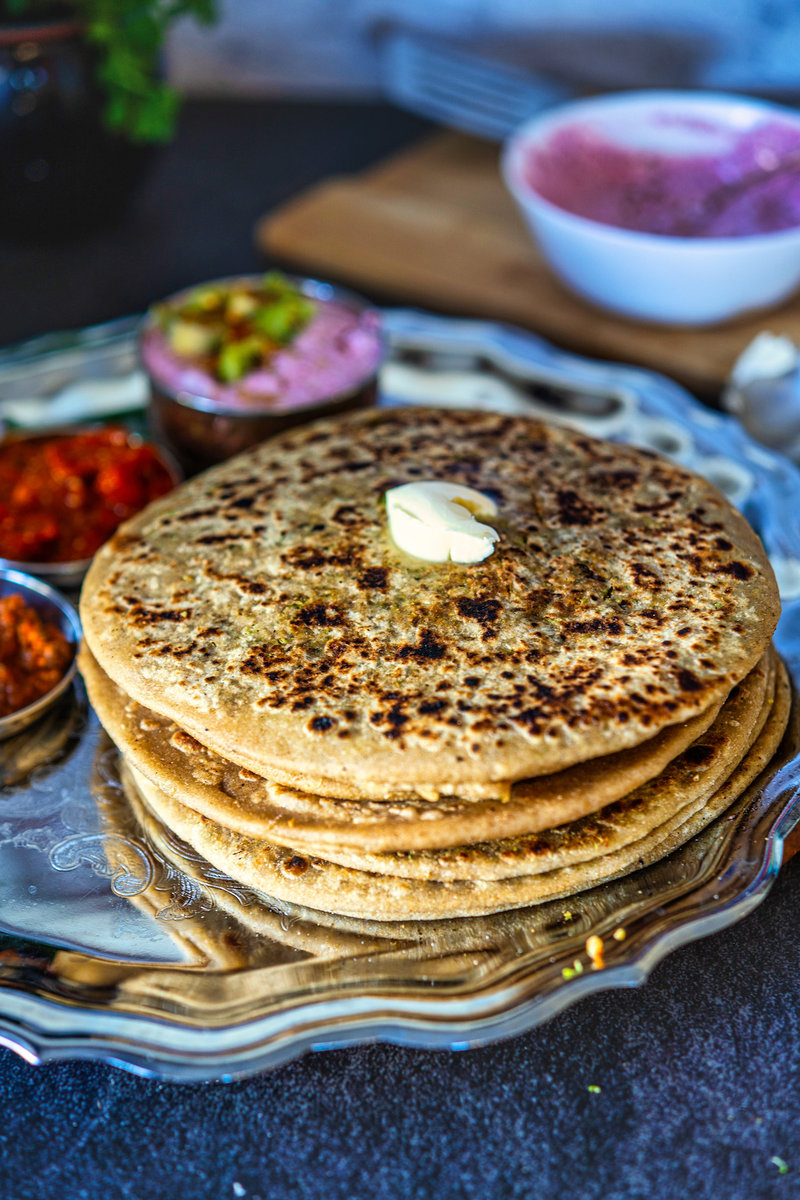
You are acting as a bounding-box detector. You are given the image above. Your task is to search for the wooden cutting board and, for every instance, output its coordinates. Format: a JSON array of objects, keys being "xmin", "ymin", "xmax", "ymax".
[{"xmin": 257, "ymin": 131, "xmax": 800, "ymax": 399}]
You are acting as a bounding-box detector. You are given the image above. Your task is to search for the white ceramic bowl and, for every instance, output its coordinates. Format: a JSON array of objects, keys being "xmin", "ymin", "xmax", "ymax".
[{"xmin": 502, "ymin": 90, "xmax": 800, "ymax": 326}]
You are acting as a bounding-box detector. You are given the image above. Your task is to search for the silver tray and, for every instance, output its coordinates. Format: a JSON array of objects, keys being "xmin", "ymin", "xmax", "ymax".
[{"xmin": 1, "ymin": 310, "xmax": 799, "ymax": 1083}]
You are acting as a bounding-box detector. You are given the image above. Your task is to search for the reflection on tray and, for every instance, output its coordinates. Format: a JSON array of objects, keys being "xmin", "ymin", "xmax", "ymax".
[{"xmin": 0, "ymin": 685, "xmax": 85, "ymax": 789}]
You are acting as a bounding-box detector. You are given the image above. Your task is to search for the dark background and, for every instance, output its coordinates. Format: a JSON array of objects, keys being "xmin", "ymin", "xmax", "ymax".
[
  {"xmin": 1, "ymin": 99, "xmax": 799, "ymax": 1200},
  {"xmin": 0, "ymin": 100, "xmax": 431, "ymax": 347}
]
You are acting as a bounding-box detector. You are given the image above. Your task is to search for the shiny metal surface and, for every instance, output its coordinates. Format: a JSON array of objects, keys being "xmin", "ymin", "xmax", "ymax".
[{"xmin": 380, "ymin": 30, "xmax": 568, "ymax": 141}]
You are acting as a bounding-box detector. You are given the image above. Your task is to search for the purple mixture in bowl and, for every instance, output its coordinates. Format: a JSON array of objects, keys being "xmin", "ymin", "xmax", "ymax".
[
  {"xmin": 523, "ymin": 113, "xmax": 800, "ymax": 239},
  {"xmin": 141, "ymin": 276, "xmax": 382, "ymax": 412}
]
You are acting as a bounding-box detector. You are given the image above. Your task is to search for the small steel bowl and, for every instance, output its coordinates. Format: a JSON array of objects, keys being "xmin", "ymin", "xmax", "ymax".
[
  {"xmin": 0, "ymin": 424, "xmax": 182, "ymax": 589},
  {"xmin": 141, "ymin": 275, "xmax": 384, "ymax": 474},
  {"xmin": 0, "ymin": 568, "xmax": 82, "ymax": 742}
]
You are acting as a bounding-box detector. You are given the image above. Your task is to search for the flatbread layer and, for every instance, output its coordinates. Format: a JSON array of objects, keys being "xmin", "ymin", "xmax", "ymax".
[
  {"xmin": 117, "ymin": 666, "xmax": 798, "ymax": 958},
  {"xmin": 80, "ymin": 407, "xmax": 779, "ymax": 793},
  {"xmin": 122, "ymin": 659, "xmax": 791, "ymax": 921},
  {"xmin": 80, "ymin": 644, "xmax": 739, "ymax": 853},
  {"xmin": 289, "ymin": 652, "xmax": 775, "ymax": 879}
]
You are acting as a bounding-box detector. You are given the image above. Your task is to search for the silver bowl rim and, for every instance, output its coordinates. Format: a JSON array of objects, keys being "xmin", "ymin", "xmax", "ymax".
[
  {"xmin": 0, "ymin": 567, "xmax": 82, "ymax": 739},
  {"xmin": 138, "ymin": 273, "xmax": 385, "ymax": 417}
]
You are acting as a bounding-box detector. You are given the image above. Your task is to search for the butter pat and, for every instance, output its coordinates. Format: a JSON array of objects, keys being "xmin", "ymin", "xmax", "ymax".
[{"xmin": 385, "ymin": 481, "xmax": 500, "ymax": 563}]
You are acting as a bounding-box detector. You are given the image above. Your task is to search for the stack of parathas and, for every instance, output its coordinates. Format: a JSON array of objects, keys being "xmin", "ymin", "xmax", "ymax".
[{"xmin": 79, "ymin": 407, "xmax": 789, "ymax": 922}]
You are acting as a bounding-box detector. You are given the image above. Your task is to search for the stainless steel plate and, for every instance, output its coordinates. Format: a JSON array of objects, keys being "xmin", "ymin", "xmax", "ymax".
[{"xmin": 1, "ymin": 311, "xmax": 799, "ymax": 1082}]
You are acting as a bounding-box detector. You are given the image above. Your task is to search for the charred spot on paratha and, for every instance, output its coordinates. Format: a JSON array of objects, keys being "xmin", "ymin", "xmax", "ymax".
[{"xmin": 357, "ymin": 567, "xmax": 389, "ymax": 591}]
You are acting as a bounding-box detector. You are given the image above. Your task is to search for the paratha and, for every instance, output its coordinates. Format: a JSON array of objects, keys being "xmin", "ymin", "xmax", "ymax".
[
  {"xmin": 122, "ymin": 657, "xmax": 790, "ymax": 920},
  {"xmin": 81, "ymin": 643, "xmax": 734, "ymax": 852},
  {"xmin": 281, "ymin": 652, "xmax": 776, "ymax": 879},
  {"xmin": 116, "ymin": 670, "xmax": 797, "ymax": 956},
  {"xmin": 80, "ymin": 408, "xmax": 779, "ymax": 794},
  {"xmin": 115, "ymin": 755, "xmax": 589, "ymax": 960}
]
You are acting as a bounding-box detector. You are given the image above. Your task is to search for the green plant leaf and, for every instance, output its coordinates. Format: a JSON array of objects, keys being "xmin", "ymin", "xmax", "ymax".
[{"xmin": 10, "ymin": 0, "xmax": 219, "ymax": 143}]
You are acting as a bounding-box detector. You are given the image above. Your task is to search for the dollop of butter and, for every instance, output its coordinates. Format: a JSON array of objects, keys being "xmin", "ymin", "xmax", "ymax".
[{"xmin": 385, "ymin": 481, "xmax": 499, "ymax": 563}]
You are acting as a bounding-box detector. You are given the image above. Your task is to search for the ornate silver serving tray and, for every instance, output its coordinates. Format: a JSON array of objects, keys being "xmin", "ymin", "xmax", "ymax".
[{"xmin": 1, "ymin": 310, "xmax": 798, "ymax": 1082}]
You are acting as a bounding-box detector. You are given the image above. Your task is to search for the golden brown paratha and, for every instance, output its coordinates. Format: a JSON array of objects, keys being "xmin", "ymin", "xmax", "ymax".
[
  {"xmin": 80, "ymin": 408, "xmax": 779, "ymax": 795},
  {"xmin": 80, "ymin": 644, "xmax": 742, "ymax": 853},
  {"xmin": 284, "ymin": 653, "xmax": 776, "ymax": 880},
  {"xmin": 114, "ymin": 664, "xmax": 797, "ymax": 958},
  {"xmin": 115, "ymin": 755, "xmax": 586, "ymax": 960},
  {"xmin": 121, "ymin": 659, "xmax": 790, "ymax": 921}
]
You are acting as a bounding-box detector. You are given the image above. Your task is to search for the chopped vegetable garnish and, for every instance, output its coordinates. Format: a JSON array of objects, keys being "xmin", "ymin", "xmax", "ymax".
[
  {"xmin": 217, "ymin": 337, "xmax": 265, "ymax": 384},
  {"xmin": 169, "ymin": 319, "xmax": 220, "ymax": 358},
  {"xmin": 587, "ymin": 1085, "xmax": 601, "ymax": 1094},
  {"xmin": 253, "ymin": 295, "xmax": 315, "ymax": 344},
  {"xmin": 226, "ymin": 293, "xmax": 259, "ymax": 322},
  {"xmin": 158, "ymin": 272, "xmax": 317, "ymax": 382},
  {"xmin": 771, "ymin": 1157, "xmax": 789, "ymax": 1175}
]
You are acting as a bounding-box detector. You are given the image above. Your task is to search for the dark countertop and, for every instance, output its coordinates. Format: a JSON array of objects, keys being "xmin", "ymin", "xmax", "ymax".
[
  {"xmin": 0, "ymin": 99, "xmax": 433, "ymax": 346},
  {"xmin": 1, "ymin": 99, "xmax": 799, "ymax": 1200}
]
